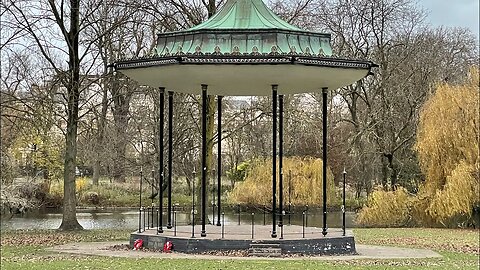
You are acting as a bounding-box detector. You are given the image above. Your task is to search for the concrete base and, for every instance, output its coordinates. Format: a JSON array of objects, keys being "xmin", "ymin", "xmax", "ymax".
[{"xmin": 130, "ymin": 225, "xmax": 355, "ymax": 255}]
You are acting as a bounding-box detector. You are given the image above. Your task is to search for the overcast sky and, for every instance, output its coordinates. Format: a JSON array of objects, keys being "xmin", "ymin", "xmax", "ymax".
[{"xmin": 419, "ymin": 0, "xmax": 479, "ymax": 39}]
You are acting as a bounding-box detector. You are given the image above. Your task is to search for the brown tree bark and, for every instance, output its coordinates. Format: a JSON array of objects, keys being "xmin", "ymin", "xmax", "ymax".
[
  {"xmin": 111, "ymin": 77, "xmax": 132, "ymax": 183},
  {"xmin": 59, "ymin": 0, "xmax": 83, "ymax": 231},
  {"xmin": 92, "ymin": 72, "xmax": 109, "ymax": 186}
]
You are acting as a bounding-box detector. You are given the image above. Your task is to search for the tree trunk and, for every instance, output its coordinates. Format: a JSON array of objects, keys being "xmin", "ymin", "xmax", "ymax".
[
  {"xmin": 347, "ymin": 86, "xmax": 369, "ymax": 198},
  {"xmin": 60, "ymin": 103, "xmax": 83, "ymax": 230},
  {"xmin": 381, "ymin": 154, "xmax": 389, "ymax": 190},
  {"xmin": 112, "ymin": 79, "xmax": 131, "ymax": 183},
  {"xmin": 92, "ymin": 73, "xmax": 109, "ymax": 186},
  {"xmin": 206, "ymin": 95, "xmax": 216, "ymax": 222},
  {"xmin": 59, "ymin": 0, "xmax": 83, "ymax": 230},
  {"xmin": 364, "ymin": 156, "xmax": 373, "ymax": 195},
  {"xmin": 92, "ymin": 160, "xmax": 100, "ymax": 185},
  {"xmin": 386, "ymin": 153, "xmax": 397, "ymax": 190},
  {"xmin": 207, "ymin": 0, "xmax": 216, "ymax": 17},
  {"xmin": 113, "ymin": 114, "xmax": 127, "ymax": 183}
]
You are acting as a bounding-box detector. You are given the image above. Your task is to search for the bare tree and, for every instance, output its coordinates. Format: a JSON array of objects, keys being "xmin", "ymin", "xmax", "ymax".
[
  {"xmin": 1, "ymin": 0, "xmax": 139, "ymax": 229},
  {"xmin": 316, "ymin": 0, "xmax": 478, "ymax": 194}
]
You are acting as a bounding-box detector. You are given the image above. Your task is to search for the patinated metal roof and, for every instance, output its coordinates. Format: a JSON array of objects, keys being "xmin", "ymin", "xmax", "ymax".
[
  {"xmin": 154, "ymin": 0, "xmax": 332, "ymax": 56},
  {"xmin": 113, "ymin": 0, "xmax": 376, "ymax": 95},
  {"xmin": 187, "ymin": 0, "xmax": 301, "ymax": 31}
]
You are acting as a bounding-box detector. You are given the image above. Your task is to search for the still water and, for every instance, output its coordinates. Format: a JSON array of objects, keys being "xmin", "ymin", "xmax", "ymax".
[{"xmin": 1, "ymin": 208, "xmax": 357, "ymax": 230}]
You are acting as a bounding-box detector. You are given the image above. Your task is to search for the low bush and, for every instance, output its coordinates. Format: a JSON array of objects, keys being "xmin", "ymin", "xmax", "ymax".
[
  {"xmin": 79, "ymin": 182, "xmax": 138, "ymax": 207},
  {"xmin": 1, "ymin": 181, "xmax": 48, "ymax": 214},
  {"xmin": 356, "ymin": 187, "xmax": 412, "ymax": 227}
]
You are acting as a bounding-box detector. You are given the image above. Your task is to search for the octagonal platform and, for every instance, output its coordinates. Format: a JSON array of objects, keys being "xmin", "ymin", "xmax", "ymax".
[{"xmin": 130, "ymin": 225, "xmax": 355, "ymax": 255}]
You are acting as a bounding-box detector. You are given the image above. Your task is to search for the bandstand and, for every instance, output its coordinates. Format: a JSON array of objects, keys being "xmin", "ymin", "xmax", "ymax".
[{"xmin": 113, "ymin": 0, "xmax": 376, "ymax": 255}]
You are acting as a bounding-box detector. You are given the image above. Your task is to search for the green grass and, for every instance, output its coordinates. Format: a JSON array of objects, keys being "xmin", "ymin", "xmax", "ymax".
[
  {"xmin": 0, "ymin": 229, "xmax": 132, "ymax": 247},
  {"xmin": 354, "ymin": 228, "xmax": 479, "ymax": 253},
  {"xmin": 1, "ymin": 228, "xmax": 478, "ymax": 269},
  {"xmin": 1, "ymin": 253, "xmax": 478, "ymax": 270}
]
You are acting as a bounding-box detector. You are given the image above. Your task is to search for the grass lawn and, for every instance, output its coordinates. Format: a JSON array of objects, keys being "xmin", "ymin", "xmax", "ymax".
[{"xmin": 1, "ymin": 228, "xmax": 478, "ymax": 269}]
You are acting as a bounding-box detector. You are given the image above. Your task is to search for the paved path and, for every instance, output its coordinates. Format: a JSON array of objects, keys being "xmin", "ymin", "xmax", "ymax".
[{"xmin": 48, "ymin": 241, "xmax": 442, "ymax": 260}]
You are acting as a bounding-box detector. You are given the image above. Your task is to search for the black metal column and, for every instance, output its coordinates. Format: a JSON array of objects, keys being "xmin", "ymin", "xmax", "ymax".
[
  {"xmin": 191, "ymin": 168, "xmax": 196, "ymax": 238},
  {"xmin": 150, "ymin": 169, "xmax": 154, "ymax": 228},
  {"xmin": 201, "ymin": 85, "xmax": 208, "ymax": 237},
  {"xmin": 216, "ymin": 96, "xmax": 223, "ymax": 226},
  {"xmin": 279, "ymin": 94, "xmax": 284, "ymax": 228},
  {"xmin": 322, "ymin": 87, "xmax": 328, "ymax": 236},
  {"xmin": 271, "ymin": 85, "xmax": 278, "ymax": 238},
  {"xmin": 138, "ymin": 168, "xmax": 143, "ymax": 232},
  {"xmin": 342, "ymin": 168, "xmax": 346, "ymax": 236},
  {"xmin": 158, "ymin": 88, "xmax": 165, "ymax": 233},
  {"xmin": 167, "ymin": 91, "xmax": 173, "ymax": 229}
]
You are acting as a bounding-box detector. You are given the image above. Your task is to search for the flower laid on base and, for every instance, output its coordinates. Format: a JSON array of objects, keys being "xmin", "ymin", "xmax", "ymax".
[
  {"xmin": 133, "ymin": 239, "xmax": 143, "ymax": 250},
  {"xmin": 163, "ymin": 241, "xmax": 173, "ymax": 252}
]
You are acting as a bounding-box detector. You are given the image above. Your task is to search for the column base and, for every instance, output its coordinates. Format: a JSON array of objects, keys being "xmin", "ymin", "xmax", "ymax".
[{"xmin": 201, "ymin": 231, "xmax": 207, "ymax": 237}]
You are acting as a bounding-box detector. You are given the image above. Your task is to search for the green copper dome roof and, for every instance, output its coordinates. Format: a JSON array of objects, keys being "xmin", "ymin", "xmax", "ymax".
[
  {"xmin": 153, "ymin": 0, "xmax": 333, "ymax": 56},
  {"xmin": 187, "ymin": 0, "xmax": 302, "ymax": 31}
]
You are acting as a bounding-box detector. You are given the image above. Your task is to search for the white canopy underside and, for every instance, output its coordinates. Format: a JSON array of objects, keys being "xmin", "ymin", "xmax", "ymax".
[{"xmin": 120, "ymin": 64, "xmax": 368, "ymax": 95}]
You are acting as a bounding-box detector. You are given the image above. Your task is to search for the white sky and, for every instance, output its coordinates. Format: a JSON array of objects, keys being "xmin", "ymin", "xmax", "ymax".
[{"xmin": 419, "ymin": 0, "xmax": 479, "ymax": 39}]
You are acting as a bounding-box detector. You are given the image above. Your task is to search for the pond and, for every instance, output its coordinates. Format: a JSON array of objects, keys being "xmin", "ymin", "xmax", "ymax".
[{"xmin": 1, "ymin": 208, "xmax": 358, "ymax": 230}]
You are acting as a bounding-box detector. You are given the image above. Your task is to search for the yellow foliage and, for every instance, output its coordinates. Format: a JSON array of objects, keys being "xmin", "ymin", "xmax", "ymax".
[
  {"xmin": 409, "ymin": 184, "xmax": 437, "ymax": 226},
  {"xmin": 228, "ymin": 157, "xmax": 336, "ymax": 206},
  {"xmin": 49, "ymin": 181, "xmax": 64, "ymax": 196},
  {"xmin": 356, "ymin": 187, "xmax": 412, "ymax": 227},
  {"xmin": 49, "ymin": 177, "xmax": 89, "ymax": 199},
  {"xmin": 426, "ymin": 161, "xmax": 479, "ymax": 223},
  {"xmin": 358, "ymin": 67, "xmax": 479, "ymax": 228},
  {"xmin": 10, "ymin": 131, "xmax": 64, "ymax": 181},
  {"xmin": 414, "ymin": 66, "xmax": 479, "ymax": 224},
  {"xmin": 76, "ymin": 177, "xmax": 88, "ymax": 192}
]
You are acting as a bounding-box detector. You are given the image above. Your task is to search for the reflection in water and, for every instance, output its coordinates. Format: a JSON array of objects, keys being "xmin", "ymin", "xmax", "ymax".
[{"xmin": 1, "ymin": 208, "xmax": 357, "ymax": 230}]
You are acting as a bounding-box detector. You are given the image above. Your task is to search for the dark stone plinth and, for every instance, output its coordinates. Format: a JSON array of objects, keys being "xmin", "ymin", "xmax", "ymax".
[{"xmin": 130, "ymin": 225, "xmax": 356, "ymax": 255}]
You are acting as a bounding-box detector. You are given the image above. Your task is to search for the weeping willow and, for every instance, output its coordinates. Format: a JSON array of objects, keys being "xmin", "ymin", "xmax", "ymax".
[
  {"xmin": 414, "ymin": 66, "xmax": 479, "ymax": 225},
  {"xmin": 228, "ymin": 157, "xmax": 336, "ymax": 207},
  {"xmin": 358, "ymin": 67, "xmax": 479, "ymax": 227},
  {"xmin": 356, "ymin": 187, "xmax": 412, "ymax": 227}
]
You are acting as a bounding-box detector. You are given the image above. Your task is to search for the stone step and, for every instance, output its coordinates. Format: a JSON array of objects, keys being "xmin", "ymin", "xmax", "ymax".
[
  {"xmin": 249, "ymin": 243, "xmax": 281, "ymax": 248},
  {"xmin": 248, "ymin": 243, "xmax": 282, "ymax": 257}
]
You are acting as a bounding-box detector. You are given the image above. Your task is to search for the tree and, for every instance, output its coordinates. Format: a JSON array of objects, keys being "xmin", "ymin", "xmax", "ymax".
[
  {"xmin": 1, "ymin": 0, "xmax": 86, "ymax": 229},
  {"xmin": 229, "ymin": 157, "xmax": 336, "ymax": 206},
  {"xmin": 47, "ymin": 0, "xmax": 82, "ymax": 230},
  {"xmin": 316, "ymin": 0, "xmax": 478, "ymax": 195},
  {"xmin": 357, "ymin": 67, "xmax": 479, "ymax": 227},
  {"xmin": 414, "ymin": 67, "xmax": 479, "ymax": 225},
  {"xmin": 1, "ymin": 0, "xmax": 134, "ymax": 230}
]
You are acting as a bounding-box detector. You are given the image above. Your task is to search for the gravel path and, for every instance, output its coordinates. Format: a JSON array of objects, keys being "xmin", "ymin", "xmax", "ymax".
[{"xmin": 48, "ymin": 241, "xmax": 442, "ymax": 260}]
